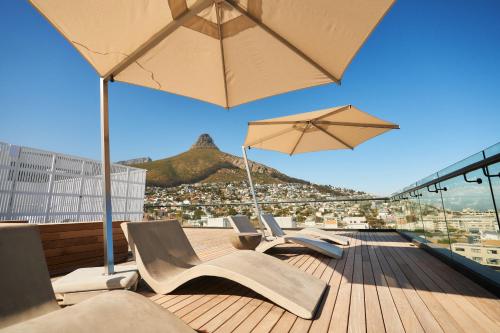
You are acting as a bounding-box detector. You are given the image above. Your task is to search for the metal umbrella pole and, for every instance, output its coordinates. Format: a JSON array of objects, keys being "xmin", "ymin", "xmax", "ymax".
[
  {"xmin": 241, "ymin": 146, "xmax": 265, "ymax": 233},
  {"xmin": 100, "ymin": 78, "xmax": 114, "ymax": 275}
]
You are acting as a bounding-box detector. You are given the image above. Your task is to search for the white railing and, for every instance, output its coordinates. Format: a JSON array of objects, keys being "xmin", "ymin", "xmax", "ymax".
[{"xmin": 0, "ymin": 142, "xmax": 146, "ymax": 223}]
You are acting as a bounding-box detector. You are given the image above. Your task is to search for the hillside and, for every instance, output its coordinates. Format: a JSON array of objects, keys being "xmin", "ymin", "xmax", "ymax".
[{"xmin": 132, "ymin": 134, "xmax": 308, "ymax": 188}]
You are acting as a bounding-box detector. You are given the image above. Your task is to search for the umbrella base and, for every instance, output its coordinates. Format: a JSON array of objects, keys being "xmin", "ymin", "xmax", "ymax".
[{"xmin": 52, "ymin": 265, "xmax": 139, "ymax": 305}]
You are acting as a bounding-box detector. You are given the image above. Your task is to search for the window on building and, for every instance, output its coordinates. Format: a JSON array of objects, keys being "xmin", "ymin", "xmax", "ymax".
[
  {"xmin": 487, "ymin": 249, "xmax": 498, "ymax": 255},
  {"xmin": 471, "ymin": 248, "xmax": 481, "ymax": 254},
  {"xmin": 472, "ymin": 257, "xmax": 482, "ymax": 262},
  {"xmin": 455, "ymin": 247, "xmax": 465, "ymax": 252},
  {"xmin": 487, "ymin": 258, "xmax": 499, "ymax": 265}
]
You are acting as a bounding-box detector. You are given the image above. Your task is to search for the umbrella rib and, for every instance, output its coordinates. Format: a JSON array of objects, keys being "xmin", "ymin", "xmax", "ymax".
[
  {"xmin": 249, "ymin": 120, "xmax": 309, "ymax": 125},
  {"xmin": 224, "ymin": 0, "xmax": 341, "ymax": 84},
  {"xmin": 314, "ymin": 121, "xmax": 400, "ymax": 129},
  {"xmin": 216, "ymin": 3, "xmax": 230, "ymax": 108},
  {"xmin": 248, "ymin": 105, "xmax": 353, "ymax": 125},
  {"xmin": 315, "ymin": 105, "xmax": 351, "ymax": 120},
  {"xmin": 311, "ymin": 123, "xmax": 354, "ymax": 150},
  {"xmin": 103, "ymin": 0, "xmax": 215, "ymax": 79},
  {"xmin": 290, "ymin": 123, "xmax": 310, "ymax": 155}
]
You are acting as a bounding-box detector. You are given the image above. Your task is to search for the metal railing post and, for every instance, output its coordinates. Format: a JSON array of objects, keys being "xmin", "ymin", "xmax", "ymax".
[
  {"xmin": 436, "ymin": 180, "xmax": 453, "ymax": 254},
  {"xmin": 482, "ymin": 151, "xmax": 500, "ymax": 230}
]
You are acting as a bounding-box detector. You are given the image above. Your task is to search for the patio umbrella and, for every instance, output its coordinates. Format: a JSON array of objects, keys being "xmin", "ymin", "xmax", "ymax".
[
  {"xmin": 241, "ymin": 105, "xmax": 399, "ymax": 229},
  {"xmin": 29, "ymin": 0, "xmax": 396, "ymax": 274}
]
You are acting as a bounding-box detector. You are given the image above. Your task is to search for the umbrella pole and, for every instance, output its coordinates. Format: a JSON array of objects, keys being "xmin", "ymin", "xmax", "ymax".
[
  {"xmin": 100, "ymin": 78, "xmax": 114, "ymax": 275},
  {"xmin": 241, "ymin": 146, "xmax": 265, "ymax": 233}
]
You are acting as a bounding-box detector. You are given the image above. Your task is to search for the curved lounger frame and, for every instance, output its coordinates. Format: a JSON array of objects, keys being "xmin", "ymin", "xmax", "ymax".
[
  {"xmin": 121, "ymin": 221, "xmax": 326, "ymax": 319},
  {"xmin": 261, "ymin": 214, "xmax": 349, "ymax": 246},
  {"xmin": 229, "ymin": 216, "xmax": 343, "ymax": 259},
  {"xmin": 299, "ymin": 227, "xmax": 350, "ymax": 245}
]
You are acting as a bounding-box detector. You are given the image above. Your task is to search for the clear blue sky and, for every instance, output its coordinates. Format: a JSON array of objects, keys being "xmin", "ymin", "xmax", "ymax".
[{"xmin": 1, "ymin": 1, "xmax": 499, "ymax": 196}]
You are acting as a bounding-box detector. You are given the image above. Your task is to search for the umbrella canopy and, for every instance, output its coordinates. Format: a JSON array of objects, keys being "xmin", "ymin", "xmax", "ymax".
[
  {"xmin": 29, "ymin": 0, "xmax": 395, "ymax": 108},
  {"xmin": 29, "ymin": 0, "xmax": 396, "ymax": 274},
  {"xmin": 243, "ymin": 105, "xmax": 399, "ymax": 155},
  {"xmin": 241, "ymin": 105, "xmax": 398, "ymax": 231}
]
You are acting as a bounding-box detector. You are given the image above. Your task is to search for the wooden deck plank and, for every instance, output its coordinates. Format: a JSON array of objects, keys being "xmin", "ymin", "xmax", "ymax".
[
  {"xmin": 348, "ymin": 235, "xmax": 366, "ymax": 333},
  {"xmin": 376, "ymin": 233, "xmax": 462, "ymax": 333},
  {"xmin": 241, "ymin": 252, "xmax": 317, "ymax": 332},
  {"xmin": 138, "ymin": 230, "xmax": 500, "ymax": 333},
  {"xmin": 230, "ymin": 300, "xmax": 274, "ymax": 333},
  {"xmin": 251, "ymin": 306, "xmax": 285, "ymax": 333},
  {"xmin": 308, "ymin": 234, "xmax": 351, "ymax": 333},
  {"xmin": 380, "ymin": 233, "xmax": 500, "ymax": 331},
  {"xmin": 378, "ymin": 233, "xmax": 484, "ymax": 332},
  {"xmin": 370, "ymin": 233, "xmax": 444, "ymax": 333},
  {"xmin": 359, "ymin": 233, "xmax": 385, "ymax": 333},
  {"xmin": 201, "ymin": 292, "xmax": 256, "ymax": 332},
  {"xmin": 290, "ymin": 254, "xmax": 332, "ymax": 332},
  {"xmin": 189, "ymin": 287, "xmax": 250, "ymax": 330},
  {"xmin": 175, "ymin": 282, "xmax": 241, "ymax": 320},
  {"xmin": 207, "ymin": 251, "xmax": 305, "ymax": 333},
  {"xmin": 362, "ymin": 232, "xmax": 404, "ymax": 333},
  {"xmin": 328, "ymin": 234, "xmax": 358, "ymax": 333},
  {"xmin": 387, "ymin": 233, "xmax": 500, "ymax": 325},
  {"xmin": 366, "ymin": 233, "xmax": 424, "ymax": 333},
  {"xmin": 214, "ymin": 298, "xmax": 263, "ymax": 332}
]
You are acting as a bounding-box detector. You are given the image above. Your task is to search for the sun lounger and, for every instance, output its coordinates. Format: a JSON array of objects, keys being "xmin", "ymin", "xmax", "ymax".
[
  {"xmin": 121, "ymin": 220, "xmax": 327, "ymax": 319},
  {"xmin": 0, "ymin": 223, "xmax": 195, "ymax": 332},
  {"xmin": 229, "ymin": 215, "xmax": 343, "ymax": 259},
  {"xmin": 262, "ymin": 214, "xmax": 350, "ymax": 245}
]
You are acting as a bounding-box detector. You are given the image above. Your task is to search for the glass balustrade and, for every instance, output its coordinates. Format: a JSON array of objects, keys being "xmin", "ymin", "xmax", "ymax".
[{"xmin": 392, "ymin": 142, "xmax": 500, "ymax": 269}]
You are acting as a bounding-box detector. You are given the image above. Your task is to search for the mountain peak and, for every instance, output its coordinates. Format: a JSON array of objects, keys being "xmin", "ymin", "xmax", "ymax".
[{"xmin": 191, "ymin": 133, "xmax": 219, "ymax": 150}]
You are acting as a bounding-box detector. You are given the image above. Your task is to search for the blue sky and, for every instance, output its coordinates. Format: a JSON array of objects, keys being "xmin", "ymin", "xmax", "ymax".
[{"xmin": 1, "ymin": 0, "xmax": 499, "ymax": 196}]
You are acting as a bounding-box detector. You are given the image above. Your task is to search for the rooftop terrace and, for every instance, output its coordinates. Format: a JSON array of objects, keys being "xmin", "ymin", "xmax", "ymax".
[{"xmin": 133, "ymin": 228, "xmax": 500, "ymax": 332}]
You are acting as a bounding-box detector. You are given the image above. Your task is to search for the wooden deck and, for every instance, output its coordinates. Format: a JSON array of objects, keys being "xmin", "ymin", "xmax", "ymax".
[{"xmin": 138, "ymin": 230, "xmax": 500, "ymax": 332}]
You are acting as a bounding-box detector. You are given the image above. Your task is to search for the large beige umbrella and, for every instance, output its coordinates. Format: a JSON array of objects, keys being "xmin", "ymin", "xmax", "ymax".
[
  {"xmin": 241, "ymin": 105, "xmax": 399, "ymax": 227},
  {"xmin": 29, "ymin": 0, "xmax": 395, "ymax": 274}
]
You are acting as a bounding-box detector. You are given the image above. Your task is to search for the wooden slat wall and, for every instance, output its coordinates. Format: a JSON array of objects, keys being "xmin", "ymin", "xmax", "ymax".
[{"xmin": 38, "ymin": 221, "xmax": 129, "ymax": 276}]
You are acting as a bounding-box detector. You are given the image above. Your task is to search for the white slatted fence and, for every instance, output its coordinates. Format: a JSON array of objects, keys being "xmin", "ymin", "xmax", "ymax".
[{"xmin": 0, "ymin": 142, "xmax": 146, "ymax": 223}]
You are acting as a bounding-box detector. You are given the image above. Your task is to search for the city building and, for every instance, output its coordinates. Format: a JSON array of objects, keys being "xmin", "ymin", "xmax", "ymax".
[{"xmin": 342, "ymin": 216, "xmax": 369, "ymax": 229}]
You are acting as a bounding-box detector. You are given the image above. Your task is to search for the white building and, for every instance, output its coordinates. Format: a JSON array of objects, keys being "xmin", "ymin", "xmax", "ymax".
[
  {"xmin": 452, "ymin": 242, "xmax": 500, "ymax": 268},
  {"xmin": 274, "ymin": 216, "xmax": 296, "ymax": 228},
  {"xmin": 206, "ymin": 217, "xmax": 230, "ymax": 228},
  {"xmin": 0, "ymin": 142, "xmax": 146, "ymax": 223},
  {"xmin": 343, "ymin": 216, "xmax": 369, "ymax": 229}
]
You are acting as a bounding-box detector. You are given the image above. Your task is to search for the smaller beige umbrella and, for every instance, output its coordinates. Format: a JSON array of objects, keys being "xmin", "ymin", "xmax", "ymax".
[{"xmin": 241, "ymin": 104, "xmax": 399, "ymax": 229}]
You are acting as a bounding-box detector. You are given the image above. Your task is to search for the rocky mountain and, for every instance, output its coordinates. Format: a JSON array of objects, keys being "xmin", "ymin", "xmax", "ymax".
[{"xmin": 131, "ymin": 134, "xmax": 308, "ymax": 188}]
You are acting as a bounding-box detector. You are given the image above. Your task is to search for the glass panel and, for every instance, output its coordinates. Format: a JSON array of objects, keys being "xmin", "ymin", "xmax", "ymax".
[
  {"xmin": 483, "ymin": 142, "xmax": 500, "ymax": 158},
  {"xmin": 485, "ymin": 161, "xmax": 500, "ymax": 231},
  {"xmin": 418, "ymin": 184, "xmax": 451, "ymax": 254},
  {"xmin": 440, "ymin": 168, "xmax": 500, "ymax": 268},
  {"xmin": 438, "ymin": 151, "xmax": 483, "ymax": 177},
  {"xmin": 417, "ymin": 173, "xmax": 439, "ymax": 187}
]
